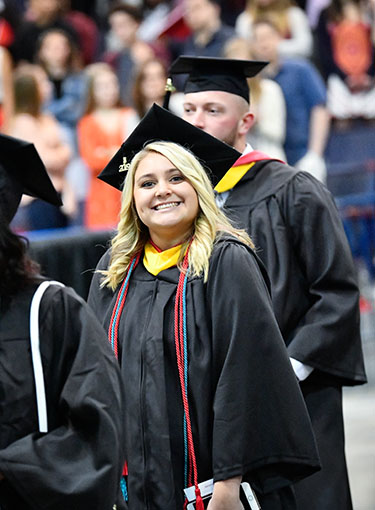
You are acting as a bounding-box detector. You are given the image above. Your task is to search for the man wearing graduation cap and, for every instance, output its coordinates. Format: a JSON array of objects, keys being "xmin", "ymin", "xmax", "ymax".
[
  {"xmin": 167, "ymin": 56, "xmax": 367, "ymax": 509},
  {"xmin": 0, "ymin": 134, "xmax": 125, "ymax": 509}
]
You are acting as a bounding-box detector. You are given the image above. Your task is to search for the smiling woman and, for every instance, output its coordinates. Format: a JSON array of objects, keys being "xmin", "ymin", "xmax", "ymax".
[
  {"xmin": 133, "ymin": 151, "xmax": 199, "ymax": 250},
  {"xmin": 87, "ymin": 104, "xmax": 321, "ymax": 510}
]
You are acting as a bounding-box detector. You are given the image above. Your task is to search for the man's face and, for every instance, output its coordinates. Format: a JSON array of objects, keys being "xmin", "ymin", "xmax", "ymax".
[
  {"xmin": 109, "ymin": 12, "xmax": 139, "ymax": 46},
  {"xmin": 252, "ymin": 22, "xmax": 280, "ymax": 63},
  {"xmin": 183, "ymin": 90, "xmax": 243, "ymax": 148},
  {"xmin": 31, "ymin": 0, "xmax": 60, "ymax": 21},
  {"xmin": 184, "ymin": 0, "xmax": 219, "ymax": 32}
]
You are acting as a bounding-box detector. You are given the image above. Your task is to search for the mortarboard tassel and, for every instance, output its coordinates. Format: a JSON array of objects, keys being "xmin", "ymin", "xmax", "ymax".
[{"xmin": 163, "ymin": 77, "xmax": 176, "ymax": 110}]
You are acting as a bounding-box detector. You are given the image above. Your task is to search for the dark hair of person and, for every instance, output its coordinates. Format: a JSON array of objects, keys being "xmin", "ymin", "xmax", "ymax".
[
  {"xmin": 132, "ymin": 59, "xmax": 167, "ymax": 118},
  {"xmin": 109, "ymin": 2, "xmax": 143, "ymax": 23},
  {"xmin": 14, "ymin": 73, "xmax": 42, "ymax": 117},
  {"xmin": 0, "ymin": 217, "xmax": 41, "ymax": 305}
]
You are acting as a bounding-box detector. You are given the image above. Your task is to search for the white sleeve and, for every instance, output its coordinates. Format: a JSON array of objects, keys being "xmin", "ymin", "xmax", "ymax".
[
  {"xmin": 278, "ymin": 7, "xmax": 313, "ymax": 58},
  {"xmin": 256, "ymin": 79, "xmax": 286, "ymax": 143},
  {"xmin": 290, "ymin": 357, "xmax": 314, "ymax": 381},
  {"xmin": 235, "ymin": 11, "xmax": 253, "ymax": 40}
]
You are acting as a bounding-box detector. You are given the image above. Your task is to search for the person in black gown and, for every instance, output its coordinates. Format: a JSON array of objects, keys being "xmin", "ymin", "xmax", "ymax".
[
  {"xmin": 168, "ymin": 56, "xmax": 368, "ymax": 510},
  {"xmin": 0, "ymin": 133, "xmax": 125, "ymax": 510},
  {"xmin": 88, "ymin": 104, "xmax": 320, "ymax": 510}
]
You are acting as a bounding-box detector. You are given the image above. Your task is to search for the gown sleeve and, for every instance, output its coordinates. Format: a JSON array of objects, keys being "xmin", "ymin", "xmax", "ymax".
[
  {"xmin": 206, "ymin": 240, "xmax": 320, "ymax": 494},
  {"xmin": 282, "ymin": 172, "xmax": 366, "ymax": 382},
  {"xmin": 0, "ymin": 285, "xmax": 125, "ymax": 510}
]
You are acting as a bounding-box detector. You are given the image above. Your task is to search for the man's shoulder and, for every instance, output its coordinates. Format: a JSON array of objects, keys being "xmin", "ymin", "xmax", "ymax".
[
  {"xmin": 216, "ymin": 24, "xmax": 235, "ymax": 38},
  {"xmin": 254, "ymin": 159, "xmax": 298, "ymax": 185},
  {"xmin": 280, "ymin": 57, "xmax": 320, "ymax": 80}
]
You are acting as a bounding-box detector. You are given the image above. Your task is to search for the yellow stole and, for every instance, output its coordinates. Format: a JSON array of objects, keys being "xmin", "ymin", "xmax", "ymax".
[
  {"xmin": 143, "ymin": 241, "xmax": 183, "ymax": 275},
  {"xmin": 214, "ymin": 162, "xmax": 255, "ymax": 193}
]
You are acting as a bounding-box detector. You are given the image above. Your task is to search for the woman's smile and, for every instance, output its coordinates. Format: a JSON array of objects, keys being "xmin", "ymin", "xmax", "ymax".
[{"xmin": 153, "ymin": 201, "xmax": 181, "ymax": 211}]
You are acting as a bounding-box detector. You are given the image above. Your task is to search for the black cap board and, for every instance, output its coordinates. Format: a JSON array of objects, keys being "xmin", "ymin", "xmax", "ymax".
[
  {"xmin": 168, "ymin": 56, "xmax": 268, "ymax": 102},
  {"xmin": 0, "ymin": 133, "xmax": 62, "ymax": 224},
  {"xmin": 98, "ymin": 103, "xmax": 241, "ymax": 190}
]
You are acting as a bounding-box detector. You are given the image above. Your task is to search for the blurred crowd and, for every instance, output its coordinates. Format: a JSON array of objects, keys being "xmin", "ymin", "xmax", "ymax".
[{"xmin": 0, "ymin": 0, "xmax": 374, "ymax": 232}]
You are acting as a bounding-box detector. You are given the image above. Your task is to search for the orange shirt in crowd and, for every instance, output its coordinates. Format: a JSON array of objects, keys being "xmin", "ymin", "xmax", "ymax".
[{"xmin": 78, "ymin": 106, "xmax": 138, "ymax": 229}]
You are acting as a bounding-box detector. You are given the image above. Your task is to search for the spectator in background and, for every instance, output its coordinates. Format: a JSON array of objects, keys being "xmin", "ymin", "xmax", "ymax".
[
  {"xmin": 0, "ymin": 46, "xmax": 14, "ymax": 131},
  {"xmin": 315, "ymin": 0, "xmax": 375, "ymax": 122},
  {"xmin": 35, "ymin": 27, "xmax": 89, "ymax": 224},
  {"xmin": 35, "ymin": 27, "xmax": 88, "ymax": 148},
  {"xmin": 9, "ymin": 0, "xmax": 78, "ymax": 64},
  {"xmin": 7, "ymin": 64, "xmax": 76, "ymax": 230},
  {"xmin": 252, "ymin": 18, "xmax": 330, "ymax": 182},
  {"xmin": 78, "ymin": 63, "xmax": 138, "ymax": 230},
  {"xmin": 132, "ymin": 58, "xmax": 183, "ymax": 118},
  {"xmin": 170, "ymin": 0, "xmax": 236, "ymax": 60},
  {"xmin": 223, "ymin": 37, "xmax": 286, "ymax": 161},
  {"xmin": 235, "ymin": 0, "xmax": 313, "ymax": 58},
  {"xmin": 103, "ymin": 3, "xmax": 154, "ymax": 107}
]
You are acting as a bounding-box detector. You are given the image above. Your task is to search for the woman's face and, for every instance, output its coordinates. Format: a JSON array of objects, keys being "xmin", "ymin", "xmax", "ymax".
[
  {"xmin": 92, "ymin": 70, "xmax": 120, "ymax": 108},
  {"xmin": 140, "ymin": 62, "xmax": 166, "ymax": 102},
  {"xmin": 133, "ymin": 152, "xmax": 199, "ymax": 247},
  {"xmin": 39, "ymin": 32, "xmax": 71, "ymax": 68}
]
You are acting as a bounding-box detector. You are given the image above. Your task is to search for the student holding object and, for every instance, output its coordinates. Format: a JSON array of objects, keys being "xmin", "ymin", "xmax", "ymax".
[{"xmin": 88, "ymin": 104, "xmax": 320, "ymax": 510}]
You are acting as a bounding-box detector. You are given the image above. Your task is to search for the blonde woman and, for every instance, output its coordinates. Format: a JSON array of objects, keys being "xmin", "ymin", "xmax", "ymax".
[{"xmin": 88, "ymin": 105, "xmax": 320, "ymax": 510}]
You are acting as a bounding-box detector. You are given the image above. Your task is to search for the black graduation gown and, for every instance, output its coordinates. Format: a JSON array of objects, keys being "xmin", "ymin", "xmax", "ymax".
[
  {"xmin": 222, "ymin": 161, "xmax": 366, "ymax": 385},
  {"xmin": 88, "ymin": 236, "xmax": 320, "ymax": 510},
  {"xmin": 0, "ymin": 281, "xmax": 125, "ymax": 510},
  {"xmin": 221, "ymin": 160, "xmax": 367, "ymax": 509}
]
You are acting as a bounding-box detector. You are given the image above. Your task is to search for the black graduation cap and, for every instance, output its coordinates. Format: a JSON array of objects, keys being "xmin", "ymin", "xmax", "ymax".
[
  {"xmin": 0, "ymin": 133, "xmax": 62, "ymax": 224},
  {"xmin": 168, "ymin": 56, "xmax": 268, "ymax": 103},
  {"xmin": 98, "ymin": 103, "xmax": 241, "ymax": 190}
]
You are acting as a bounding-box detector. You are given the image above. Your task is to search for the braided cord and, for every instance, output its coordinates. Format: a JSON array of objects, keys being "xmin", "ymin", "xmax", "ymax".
[
  {"xmin": 174, "ymin": 241, "xmax": 204, "ymax": 508},
  {"xmin": 108, "ymin": 253, "xmax": 141, "ymax": 358}
]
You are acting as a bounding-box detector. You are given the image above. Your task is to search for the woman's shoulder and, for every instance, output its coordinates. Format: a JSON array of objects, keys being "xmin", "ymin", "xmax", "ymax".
[
  {"xmin": 77, "ymin": 112, "xmax": 96, "ymax": 129},
  {"xmin": 287, "ymin": 5, "xmax": 310, "ymax": 21},
  {"xmin": 9, "ymin": 113, "xmax": 38, "ymax": 137},
  {"xmin": 119, "ymin": 106, "xmax": 138, "ymax": 117},
  {"xmin": 93, "ymin": 249, "xmax": 112, "ymax": 272},
  {"xmin": 209, "ymin": 235, "xmax": 271, "ymax": 292},
  {"xmin": 212, "ymin": 234, "xmax": 256, "ymax": 262}
]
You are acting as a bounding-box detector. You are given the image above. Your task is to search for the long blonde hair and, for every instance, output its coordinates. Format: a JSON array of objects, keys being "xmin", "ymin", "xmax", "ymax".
[{"xmin": 101, "ymin": 141, "xmax": 253, "ymax": 289}]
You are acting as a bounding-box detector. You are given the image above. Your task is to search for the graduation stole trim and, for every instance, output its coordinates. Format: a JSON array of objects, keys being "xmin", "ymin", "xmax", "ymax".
[
  {"xmin": 214, "ymin": 150, "xmax": 284, "ymax": 193},
  {"xmin": 143, "ymin": 241, "xmax": 183, "ymax": 275},
  {"xmin": 214, "ymin": 162, "xmax": 255, "ymax": 193}
]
